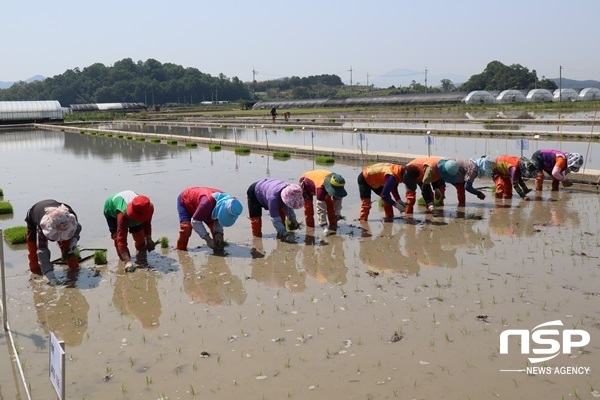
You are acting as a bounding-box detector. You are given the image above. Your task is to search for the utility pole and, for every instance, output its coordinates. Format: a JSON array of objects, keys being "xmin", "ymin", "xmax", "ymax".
[
  {"xmin": 252, "ymin": 67, "xmax": 258, "ymax": 98},
  {"xmin": 424, "ymin": 67, "xmax": 428, "ymax": 93},
  {"xmin": 348, "ymin": 66, "xmax": 353, "ymax": 86},
  {"xmin": 366, "ymin": 73, "xmax": 369, "ymax": 88},
  {"xmin": 559, "ymin": 65, "xmax": 563, "ymax": 103}
]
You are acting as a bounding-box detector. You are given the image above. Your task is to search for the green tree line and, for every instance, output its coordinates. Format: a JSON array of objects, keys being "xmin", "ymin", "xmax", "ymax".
[
  {"xmin": 0, "ymin": 58, "xmax": 251, "ymax": 106},
  {"xmin": 0, "ymin": 59, "xmax": 557, "ymax": 105}
]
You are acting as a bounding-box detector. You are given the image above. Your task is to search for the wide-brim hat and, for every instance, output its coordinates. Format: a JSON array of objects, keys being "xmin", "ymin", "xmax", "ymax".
[
  {"xmin": 438, "ymin": 159, "xmax": 459, "ymax": 183},
  {"xmin": 323, "ymin": 173, "xmax": 347, "ymax": 198},
  {"xmin": 126, "ymin": 195, "xmax": 154, "ymax": 223},
  {"xmin": 281, "ymin": 184, "xmax": 304, "ymax": 209},
  {"xmin": 216, "ymin": 197, "xmax": 243, "ymax": 227},
  {"xmin": 40, "ymin": 205, "xmax": 78, "ymax": 241}
]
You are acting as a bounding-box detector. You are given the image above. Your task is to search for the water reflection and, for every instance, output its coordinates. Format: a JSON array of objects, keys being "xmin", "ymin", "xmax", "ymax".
[
  {"xmin": 302, "ymin": 233, "xmax": 348, "ymax": 285},
  {"xmin": 112, "ymin": 269, "xmax": 162, "ymax": 330},
  {"xmin": 359, "ymin": 222, "xmax": 419, "ymax": 275},
  {"xmin": 178, "ymin": 251, "xmax": 247, "ymax": 306},
  {"xmin": 31, "ymin": 279, "xmax": 90, "ymax": 347},
  {"xmin": 251, "ymin": 239, "xmax": 306, "ymax": 293}
]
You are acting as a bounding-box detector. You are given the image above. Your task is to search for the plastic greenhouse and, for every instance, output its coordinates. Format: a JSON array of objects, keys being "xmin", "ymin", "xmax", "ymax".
[
  {"xmin": 553, "ymin": 89, "xmax": 579, "ymax": 102},
  {"xmin": 463, "ymin": 91, "xmax": 495, "ymax": 105},
  {"xmin": 578, "ymin": 88, "xmax": 600, "ymax": 101},
  {"xmin": 496, "ymin": 90, "xmax": 526, "ymax": 103},
  {"xmin": 0, "ymin": 100, "xmax": 64, "ymax": 123},
  {"xmin": 526, "ymin": 89, "xmax": 553, "ymax": 102}
]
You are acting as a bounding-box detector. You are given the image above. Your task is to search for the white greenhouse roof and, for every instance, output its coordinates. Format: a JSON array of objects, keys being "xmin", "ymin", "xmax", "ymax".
[{"xmin": 0, "ymin": 100, "xmax": 62, "ymax": 113}]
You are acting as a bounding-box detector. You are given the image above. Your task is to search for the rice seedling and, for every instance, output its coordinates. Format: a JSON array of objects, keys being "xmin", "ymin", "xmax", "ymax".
[
  {"xmin": 136, "ymin": 137, "xmax": 146, "ymax": 142},
  {"xmin": 315, "ymin": 156, "xmax": 335, "ymax": 165},
  {"xmin": 160, "ymin": 237, "xmax": 169, "ymax": 248},
  {"xmin": 0, "ymin": 201, "xmax": 14, "ymax": 215},
  {"xmin": 208, "ymin": 144, "xmax": 222, "ymax": 151},
  {"xmin": 117, "ymin": 134, "xmax": 124, "ymax": 139},
  {"xmin": 185, "ymin": 142, "xmax": 198, "ymax": 148},
  {"xmin": 0, "ymin": 188, "xmax": 3, "ymax": 196},
  {"xmin": 90, "ymin": 132, "xmax": 97, "ymax": 136},
  {"xmin": 234, "ymin": 146, "xmax": 251, "ymax": 154},
  {"xmin": 93, "ymin": 250, "xmax": 107, "ymax": 265},
  {"xmin": 3, "ymin": 226, "xmax": 26, "ymax": 244},
  {"xmin": 150, "ymin": 138, "xmax": 161, "ymax": 143},
  {"xmin": 273, "ymin": 151, "xmax": 291, "ymax": 159},
  {"xmin": 167, "ymin": 139, "xmax": 178, "ymax": 145},
  {"xmin": 284, "ymin": 127, "xmax": 294, "ymax": 132}
]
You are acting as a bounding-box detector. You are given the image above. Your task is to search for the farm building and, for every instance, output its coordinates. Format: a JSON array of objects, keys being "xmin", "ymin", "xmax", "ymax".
[
  {"xmin": 496, "ymin": 90, "xmax": 526, "ymax": 103},
  {"xmin": 579, "ymin": 88, "xmax": 600, "ymax": 101},
  {"xmin": 553, "ymin": 89, "xmax": 579, "ymax": 102},
  {"xmin": 463, "ymin": 91, "xmax": 496, "ymax": 105},
  {"xmin": 526, "ymin": 89, "xmax": 553, "ymax": 102},
  {"xmin": 69, "ymin": 102, "xmax": 147, "ymax": 113},
  {"xmin": 0, "ymin": 100, "xmax": 64, "ymax": 124}
]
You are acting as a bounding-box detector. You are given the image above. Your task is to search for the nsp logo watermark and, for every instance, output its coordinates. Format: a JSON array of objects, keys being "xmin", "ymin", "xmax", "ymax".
[{"xmin": 500, "ymin": 320, "xmax": 590, "ymax": 364}]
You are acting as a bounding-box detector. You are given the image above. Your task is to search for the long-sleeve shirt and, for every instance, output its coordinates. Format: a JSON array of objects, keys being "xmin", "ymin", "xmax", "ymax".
[
  {"xmin": 300, "ymin": 170, "xmax": 342, "ymax": 226},
  {"xmin": 442, "ymin": 158, "xmax": 483, "ymax": 197},
  {"xmin": 179, "ymin": 187, "xmax": 224, "ymax": 237},
  {"xmin": 361, "ymin": 163, "xmax": 403, "ymax": 206},
  {"xmin": 104, "ymin": 191, "xmax": 152, "ymax": 256},
  {"xmin": 254, "ymin": 179, "xmax": 297, "ymax": 234},
  {"xmin": 25, "ymin": 199, "xmax": 82, "ymax": 274},
  {"xmin": 533, "ymin": 149, "xmax": 568, "ymax": 181}
]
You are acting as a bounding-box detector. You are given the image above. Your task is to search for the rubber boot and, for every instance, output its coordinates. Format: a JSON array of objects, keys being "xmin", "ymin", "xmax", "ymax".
[
  {"xmin": 535, "ymin": 172, "xmax": 544, "ymax": 191},
  {"xmin": 250, "ymin": 217, "xmax": 262, "ymax": 237},
  {"xmin": 405, "ymin": 190, "xmax": 417, "ymax": 214},
  {"xmin": 359, "ymin": 198, "xmax": 371, "ymax": 221},
  {"xmin": 279, "ymin": 208, "xmax": 287, "ymax": 227},
  {"xmin": 325, "ymin": 196, "xmax": 337, "ymax": 229},
  {"xmin": 304, "ymin": 199, "xmax": 315, "ymax": 228},
  {"xmin": 455, "ymin": 184, "xmax": 466, "ymax": 206},
  {"xmin": 26, "ymin": 230, "xmax": 41, "ymax": 274},
  {"xmin": 177, "ymin": 221, "xmax": 193, "ymax": 250},
  {"xmin": 551, "ymin": 178, "xmax": 560, "ymax": 192},
  {"xmin": 493, "ymin": 176, "xmax": 504, "ymax": 199},
  {"xmin": 383, "ymin": 202, "xmax": 394, "ymax": 222}
]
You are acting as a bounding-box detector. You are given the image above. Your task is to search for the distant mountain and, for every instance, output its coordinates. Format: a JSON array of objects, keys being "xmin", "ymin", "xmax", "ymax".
[
  {"xmin": 549, "ymin": 78, "xmax": 600, "ymax": 89},
  {"xmin": 0, "ymin": 75, "xmax": 45, "ymax": 89},
  {"xmin": 372, "ymin": 68, "xmax": 467, "ymax": 89}
]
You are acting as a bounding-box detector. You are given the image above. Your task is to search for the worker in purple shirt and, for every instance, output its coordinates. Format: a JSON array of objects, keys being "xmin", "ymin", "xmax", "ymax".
[{"xmin": 247, "ymin": 178, "xmax": 304, "ymax": 243}]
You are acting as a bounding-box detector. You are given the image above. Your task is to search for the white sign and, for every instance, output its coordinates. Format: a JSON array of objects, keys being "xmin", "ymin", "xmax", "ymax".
[
  {"xmin": 500, "ymin": 320, "xmax": 590, "ymax": 364},
  {"xmin": 424, "ymin": 136, "xmax": 434, "ymax": 145},
  {"xmin": 49, "ymin": 332, "xmax": 65, "ymax": 400},
  {"xmin": 515, "ymin": 139, "xmax": 529, "ymax": 150}
]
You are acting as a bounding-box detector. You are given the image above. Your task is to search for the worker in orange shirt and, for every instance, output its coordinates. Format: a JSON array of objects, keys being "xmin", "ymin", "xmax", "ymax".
[
  {"xmin": 299, "ymin": 169, "xmax": 347, "ymax": 236},
  {"xmin": 357, "ymin": 163, "xmax": 406, "ymax": 221},
  {"xmin": 403, "ymin": 156, "xmax": 445, "ymax": 214},
  {"xmin": 492, "ymin": 155, "xmax": 536, "ymax": 200}
]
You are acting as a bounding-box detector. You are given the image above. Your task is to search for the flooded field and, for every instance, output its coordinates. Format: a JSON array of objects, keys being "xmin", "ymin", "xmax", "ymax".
[
  {"xmin": 0, "ymin": 130, "xmax": 599, "ymax": 400},
  {"xmin": 94, "ymin": 121, "xmax": 599, "ymax": 170}
]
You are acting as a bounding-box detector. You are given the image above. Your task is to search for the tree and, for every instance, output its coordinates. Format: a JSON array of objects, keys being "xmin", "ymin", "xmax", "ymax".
[{"xmin": 440, "ymin": 79, "xmax": 455, "ymax": 92}]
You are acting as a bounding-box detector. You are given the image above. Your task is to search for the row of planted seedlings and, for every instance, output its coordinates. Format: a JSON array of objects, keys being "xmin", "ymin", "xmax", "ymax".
[{"xmin": 67, "ymin": 126, "xmax": 338, "ymax": 164}]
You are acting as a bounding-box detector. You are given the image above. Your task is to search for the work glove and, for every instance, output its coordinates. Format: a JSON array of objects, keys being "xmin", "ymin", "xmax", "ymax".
[
  {"xmin": 323, "ymin": 227, "xmax": 335, "ymax": 237},
  {"xmin": 145, "ymin": 235, "xmax": 156, "ymax": 251},
  {"xmin": 277, "ymin": 231, "xmax": 296, "ymax": 243},
  {"xmin": 434, "ymin": 189, "xmax": 443, "ymax": 200},
  {"xmin": 69, "ymin": 237, "xmax": 78, "ymax": 254},
  {"xmin": 477, "ymin": 192, "xmax": 486, "ymax": 200},
  {"xmin": 287, "ymin": 219, "xmax": 300, "ymax": 231},
  {"xmin": 393, "ymin": 201, "xmax": 406, "ymax": 213},
  {"xmin": 214, "ymin": 232, "xmax": 224, "ymax": 248},
  {"xmin": 426, "ymin": 203, "xmax": 435, "ymax": 212},
  {"xmin": 45, "ymin": 271, "xmax": 59, "ymax": 286},
  {"xmin": 524, "ymin": 196, "xmax": 531, "ymax": 201},
  {"xmin": 203, "ymin": 234, "xmax": 215, "ymax": 249},
  {"xmin": 562, "ymin": 179, "xmax": 573, "ymax": 188},
  {"xmin": 125, "ymin": 261, "xmax": 136, "ymax": 273}
]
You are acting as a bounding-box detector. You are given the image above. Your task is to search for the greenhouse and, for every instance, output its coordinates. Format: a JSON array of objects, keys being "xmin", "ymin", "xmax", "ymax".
[
  {"xmin": 0, "ymin": 100, "xmax": 64, "ymax": 124},
  {"xmin": 463, "ymin": 91, "xmax": 495, "ymax": 105},
  {"xmin": 553, "ymin": 88, "xmax": 579, "ymax": 102},
  {"xmin": 69, "ymin": 102, "xmax": 147, "ymax": 112},
  {"xmin": 526, "ymin": 89, "xmax": 553, "ymax": 102},
  {"xmin": 578, "ymin": 88, "xmax": 600, "ymax": 101},
  {"xmin": 496, "ymin": 90, "xmax": 526, "ymax": 103}
]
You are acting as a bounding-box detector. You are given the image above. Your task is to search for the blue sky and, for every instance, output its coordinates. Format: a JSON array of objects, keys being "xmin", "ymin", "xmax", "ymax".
[{"xmin": 2, "ymin": 0, "xmax": 598, "ymax": 87}]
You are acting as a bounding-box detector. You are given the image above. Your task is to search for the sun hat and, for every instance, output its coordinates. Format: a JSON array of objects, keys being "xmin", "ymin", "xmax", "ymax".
[
  {"xmin": 471, "ymin": 156, "xmax": 495, "ymax": 177},
  {"xmin": 212, "ymin": 193, "xmax": 243, "ymax": 227},
  {"xmin": 281, "ymin": 184, "xmax": 304, "ymax": 209},
  {"xmin": 126, "ymin": 195, "xmax": 154, "ymax": 223},
  {"xmin": 40, "ymin": 204, "xmax": 78, "ymax": 241},
  {"xmin": 566, "ymin": 152, "xmax": 584, "ymax": 172},
  {"xmin": 437, "ymin": 159, "xmax": 459, "ymax": 183},
  {"xmin": 323, "ymin": 173, "xmax": 348, "ymax": 198},
  {"xmin": 422, "ymin": 164, "xmax": 436, "ymax": 184}
]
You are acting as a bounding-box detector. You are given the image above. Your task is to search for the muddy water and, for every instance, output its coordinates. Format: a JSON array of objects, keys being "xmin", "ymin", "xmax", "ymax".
[
  {"xmin": 0, "ymin": 130, "xmax": 599, "ymax": 399},
  {"xmin": 96, "ymin": 122, "xmax": 600, "ymax": 170}
]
